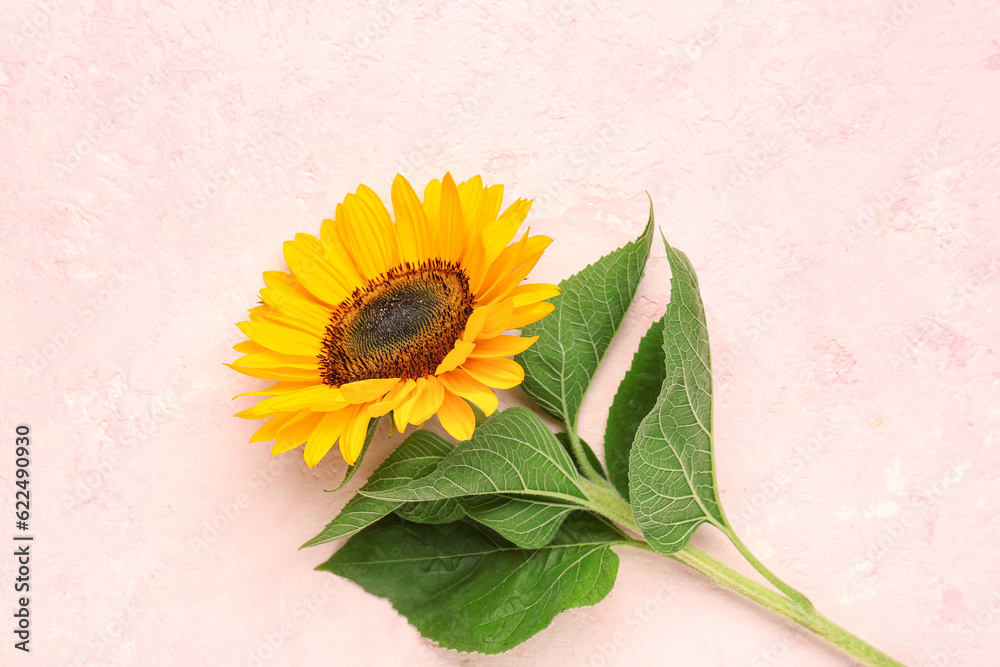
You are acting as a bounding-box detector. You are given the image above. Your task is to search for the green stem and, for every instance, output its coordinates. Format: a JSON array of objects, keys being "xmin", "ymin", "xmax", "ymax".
[
  {"xmin": 579, "ymin": 479, "xmax": 639, "ymax": 534},
  {"xmin": 654, "ymin": 543, "xmax": 905, "ymax": 667},
  {"xmin": 586, "ymin": 491, "xmax": 904, "ymax": 665},
  {"xmin": 719, "ymin": 525, "xmax": 813, "ymax": 610},
  {"xmin": 566, "ymin": 427, "xmax": 605, "ymax": 484}
]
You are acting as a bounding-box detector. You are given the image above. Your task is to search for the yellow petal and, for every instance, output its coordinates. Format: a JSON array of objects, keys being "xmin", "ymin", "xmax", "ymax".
[
  {"xmin": 233, "ymin": 380, "xmax": 316, "ymax": 400},
  {"xmin": 456, "ymin": 176, "xmax": 484, "ymax": 222},
  {"xmin": 391, "ymin": 174, "xmax": 431, "ymax": 263},
  {"xmin": 478, "ymin": 235, "xmax": 552, "ymax": 306},
  {"xmin": 407, "ymin": 376, "xmax": 446, "ymax": 425},
  {"xmin": 498, "ymin": 197, "xmax": 533, "ymax": 225},
  {"xmin": 476, "ymin": 229, "xmax": 530, "ymax": 296},
  {"xmin": 355, "ymin": 184, "xmax": 396, "ymax": 235},
  {"xmin": 461, "ymin": 357, "xmax": 524, "ymax": 389},
  {"xmin": 459, "ymin": 178, "xmax": 497, "ymax": 287},
  {"xmin": 248, "ymin": 413, "xmax": 292, "ymax": 443},
  {"xmin": 435, "ymin": 340, "xmax": 475, "ymax": 375},
  {"xmin": 479, "ymin": 260, "xmax": 541, "ymax": 308},
  {"xmin": 340, "ymin": 189, "xmax": 399, "ymax": 279},
  {"xmin": 235, "ymin": 406, "xmax": 265, "ymax": 420},
  {"xmin": 482, "ymin": 183, "xmax": 504, "ymax": 223},
  {"xmin": 304, "ymin": 407, "xmax": 358, "ymax": 467},
  {"xmin": 477, "ymin": 198, "xmax": 532, "ymax": 278},
  {"xmin": 439, "ymin": 368, "xmax": 499, "ymax": 416},
  {"xmin": 340, "ymin": 378, "xmax": 400, "ymax": 404},
  {"xmin": 262, "ymin": 270, "xmax": 312, "ymax": 300},
  {"xmin": 508, "ymin": 301, "xmax": 555, "ymax": 329},
  {"xmin": 251, "ymin": 384, "xmax": 346, "ymax": 415},
  {"xmin": 436, "ymin": 390, "xmax": 476, "ymax": 441},
  {"xmin": 233, "ymin": 340, "xmax": 316, "ymax": 367},
  {"xmin": 231, "ymin": 341, "xmax": 315, "ymax": 365},
  {"xmin": 339, "ymin": 409, "xmax": 373, "ymax": 465},
  {"xmin": 393, "ymin": 377, "xmax": 425, "ymax": 432},
  {"xmin": 237, "ymin": 320, "xmax": 323, "ymax": 356},
  {"xmin": 319, "ymin": 232, "xmax": 367, "ymax": 292},
  {"xmin": 456, "ymin": 176, "xmax": 487, "ymax": 254},
  {"xmin": 249, "ymin": 304, "xmax": 323, "ymax": 337},
  {"xmin": 368, "ymin": 378, "xmax": 417, "ymax": 417},
  {"xmin": 230, "ymin": 352, "xmax": 318, "ymax": 369},
  {"xmin": 469, "ymin": 335, "xmax": 539, "ymax": 359},
  {"xmin": 233, "ymin": 340, "xmax": 259, "ymax": 354},
  {"xmin": 480, "ymin": 298, "xmax": 514, "ymax": 338},
  {"xmin": 436, "ymin": 172, "xmax": 465, "ymax": 262},
  {"xmin": 461, "ymin": 306, "xmax": 489, "ymax": 342},
  {"xmin": 422, "ymin": 178, "xmax": 442, "ymax": 254},
  {"xmin": 260, "ymin": 274, "xmax": 331, "ymax": 329},
  {"xmin": 509, "ymin": 282, "xmax": 561, "ymax": 307},
  {"xmin": 357, "ymin": 184, "xmax": 401, "ymax": 265},
  {"xmin": 319, "ymin": 218, "xmax": 338, "ymax": 244},
  {"xmin": 227, "ymin": 361, "xmax": 321, "ymax": 382},
  {"xmin": 282, "ymin": 234, "xmax": 351, "ymax": 307},
  {"xmin": 460, "ymin": 240, "xmax": 487, "ymax": 295},
  {"xmin": 233, "ymin": 339, "xmax": 289, "ymax": 356},
  {"xmin": 273, "ymin": 411, "xmax": 324, "ymax": 456}
]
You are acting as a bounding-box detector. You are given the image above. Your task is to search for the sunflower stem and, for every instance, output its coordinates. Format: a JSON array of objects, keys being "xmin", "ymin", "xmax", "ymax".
[
  {"xmin": 579, "ymin": 479, "xmax": 638, "ymax": 533},
  {"xmin": 719, "ymin": 525, "xmax": 813, "ymax": 610},
  {"xmin": 565, "ymin": 427, "xmax": 605, "ymax": 484},
  {"xmin": 583, "ymin": 484, "xmax": 904, "ymax": 666},
  {"xmin": 632, "ymin": 542, "xmax": 905, "ymax": 666}
]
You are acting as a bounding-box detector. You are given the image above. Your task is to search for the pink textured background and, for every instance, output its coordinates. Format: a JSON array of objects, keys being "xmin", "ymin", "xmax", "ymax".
[{"xmin": 2, "ymin": 1, "xmax": 999, "ymax": 665}]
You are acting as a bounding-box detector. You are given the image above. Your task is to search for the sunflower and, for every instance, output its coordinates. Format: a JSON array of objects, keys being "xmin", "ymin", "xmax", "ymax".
[{"xmin": 229, "ymin": 173, "xmax": 558, "ymax": 468}]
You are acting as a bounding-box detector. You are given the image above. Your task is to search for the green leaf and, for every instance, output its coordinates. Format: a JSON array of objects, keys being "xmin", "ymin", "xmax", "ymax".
[
  {"xmin": 554, "ymin": 431, "xmax": 606, "ymax": 479},
  {"xmin": 604, "ymin": 316, "xmax": 667, "ymax": 501},
  {"xmin": 326, "ymin": 417, "xmax": 382, "ymax": 492},
  {"xmin": 395, "ymin": 498, "xmax": 467, "ymax": 524},
  {"xmin": 628, "ymin": 237, "xmax": 726, "ymax": 554},
  {"xmin": 318, "ymin": 512, "xmax": 625, "ymax": 654},
  {"xmin": 362, "ymin": 408, "xmax": 589, "ymax": 505},
  {"xmin": 516, "ymin": 204, "xmax": 654, "ymax": 430},
  {"xmin": 302, "ymin": 430, "xmax": 453, "ymax": 548},
  {"xmin": 460, "ymin": 495, "xmax": 576, "ymax": 549}
]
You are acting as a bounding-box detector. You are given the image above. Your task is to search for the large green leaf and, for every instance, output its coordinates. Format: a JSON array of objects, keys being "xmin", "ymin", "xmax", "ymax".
[
  {"xmin": 604, "ymin": 316, "xmax": 667, "ymax": 501},
  {"xmin": 460, "ymin": 495, "xmax": 576, "ymax": 549},
  {"xmin": 301, "ymin": 430, "xmax": 453, "ymax": 548},
  {"xmin": 318, "ymin": 513, "xmax": 625, "ymax": 654},
  {"xmin": 363, "ymin": 408, "xmax": 589, "ymax": 505},
  {"xmin": 516, "ymin": 205, "xmax": 654, "ymax": 430},
  {"xmin": 628, "ymin": 238, "xmax": 726, "ymax": 554}
]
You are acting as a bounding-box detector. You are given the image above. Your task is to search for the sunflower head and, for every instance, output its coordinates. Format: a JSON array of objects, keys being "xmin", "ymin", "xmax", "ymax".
[{"xmin": 230, "ymin": 173, "xmax": 558, "ymax": 468}]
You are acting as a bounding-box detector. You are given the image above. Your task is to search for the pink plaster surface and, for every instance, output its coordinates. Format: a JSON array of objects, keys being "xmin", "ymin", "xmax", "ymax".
[{"xmin": 2, "ymin": 1, "xmax": 999, "ymax": 665}]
